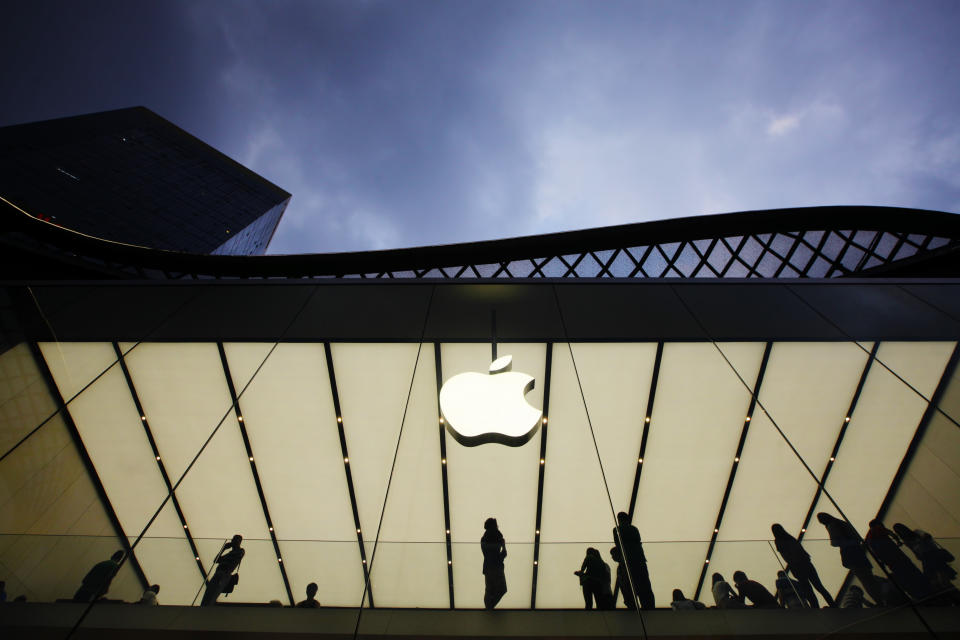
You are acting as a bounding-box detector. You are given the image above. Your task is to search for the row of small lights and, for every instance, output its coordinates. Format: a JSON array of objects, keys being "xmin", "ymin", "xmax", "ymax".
[{"xmin": 696, "ymin": 414, "xmax": 851, "ymax": 565}]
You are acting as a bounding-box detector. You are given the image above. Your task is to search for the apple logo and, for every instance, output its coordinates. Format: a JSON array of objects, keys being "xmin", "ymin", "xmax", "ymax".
[{"xmin": 439, "ymin": 354, "xmax": 543, "ymax": 446}]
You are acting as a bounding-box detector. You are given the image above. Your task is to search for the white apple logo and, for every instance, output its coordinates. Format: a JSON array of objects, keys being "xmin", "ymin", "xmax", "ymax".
[{"xmin": 439, "ymin": 355, "xmax": 543, "ymax": 446}]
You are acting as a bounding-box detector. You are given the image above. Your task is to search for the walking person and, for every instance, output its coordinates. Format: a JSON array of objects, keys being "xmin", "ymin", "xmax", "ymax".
[
  {"xmin": 817, "ymin": 513, "xmax": 885, "ymax": 606},
  {"xmin": 893, "ymin": 523, "xmax": 960, "ymax": 605},
  {"xmin": 771, "ymin": 523, "xmax": 835, "ymax": 607},
  {"xmin": 201, "ymin": 535, "xmax": 245, "ymax": 607},
  {"xmin": 865, "ymin": 519, "xmax": 931, "ymax": 601},
  {"xmin": 481, "ymin": 518, "xmax": 507, "ymax": 609},
  {"xmin": 73, "ymin": 550, "xmax": 123, "ymax": 602}
]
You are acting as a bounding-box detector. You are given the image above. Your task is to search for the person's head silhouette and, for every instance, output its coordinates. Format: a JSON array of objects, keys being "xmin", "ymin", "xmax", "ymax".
[
  {"xmin": 230, "ymin": 534, "xmax": 243, "ymax": 549},
  {"xmin": 484, "ymin": 518, "xmax": 498, "ymax": 532},
  {"xmin": 306, "ymin": 582, "xmax": 318, "ymax": 599},
  {"xmin": 711, "ymin": 572, "xmax": 724, "ymax": 584},
  {"xmin": 732, "ymin": 570, "xmax": 747, "ymax": 584},
  {"xmin": 672, "ymin": 588, "xmax": 685, "ymax": 601},
  {"xmin": 110, "ymin": 551, "xmax": 124, "ymax": 563}
]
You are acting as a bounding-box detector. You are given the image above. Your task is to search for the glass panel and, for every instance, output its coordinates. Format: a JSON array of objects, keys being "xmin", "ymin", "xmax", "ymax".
[
  {"xmin": 633, "ymin": 342, "xmax": 763, "ymax": 541},
  {"xmin": 222, "ymin": 344, "xmax": 357, "ymax": 541},
  {"xmin": 365, "ymin": 541, "xmax": 448, "ymax": 607},
  {"xmin": 121, "ymin": 343, "xmax": 284, "ymax": 601},
  {"xmin": 443, "ymin": 343, "xmax": 543, "ymax": 608},
  {"xmin": 132, "ymin": 526, "xmax": 206, "ymax": 605},
  {"xmin": 40, "ymin": 342, "xmax": 181, "ymax": 538},
  {"xmin": 719, "ymin": 342, "xmax": 873, "ymax": 541},
  {"xmin": 815, "ymin": 342, "xmax": 955, "ymax": 530},
  {"xmin": 0, "ymin": 343, "xmax": 50, "ymax": 453}
]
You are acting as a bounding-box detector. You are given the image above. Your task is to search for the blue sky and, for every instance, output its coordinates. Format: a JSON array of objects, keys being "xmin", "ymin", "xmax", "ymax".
[{"xmin": 2, "ymin": 0, "xmax": 958, "ymax": 254}]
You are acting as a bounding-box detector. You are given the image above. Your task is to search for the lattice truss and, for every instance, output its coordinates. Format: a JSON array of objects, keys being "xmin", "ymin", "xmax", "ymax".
[{"xmin": 358, "ymin": 230, "xmax": 955, "ymax": 279}]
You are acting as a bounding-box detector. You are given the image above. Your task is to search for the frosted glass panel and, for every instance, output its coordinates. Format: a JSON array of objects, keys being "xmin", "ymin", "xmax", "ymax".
[
  {"xmin": 719, "ymin": 342, "xmax": 872, "ymax": 541},
  {"xmin": 279, "ymin": 540, "xmax": 365, "ymax": 607},
  {"xmin": 815, "ymin": 342, "xmax": 954, "ymax": 530},
  {"xmin": 133, "ymin": 525, "xmax": 205, "ymax": 605},
  {"xmin": 365, "ymin": 541, "xmax": 448, "ymax": 607},
  {"xmin": 38, "ymin": 342, "xmax": 116, "ymax": 400},
  {"xmin": 223, "ymin": 343, "xmax": 356, "ymax": 542},
  {"xmin": 0, "ymin": 343, "xmax": 50, "ymax": 454},
  {"xmin": 541, "ymin": 343, "xmax": 656, "ymax": 544},
  {"xmin": 633, "ymin": 342, "xmax": 764, "ymax": 541}
]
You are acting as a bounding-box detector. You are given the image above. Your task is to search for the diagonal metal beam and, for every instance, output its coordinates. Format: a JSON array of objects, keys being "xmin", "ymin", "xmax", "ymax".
[
  {"xmin": 323, "ymin": 342, "xmax": 375, "ymax": 607},
  {"xmin": 693, "ymin": 341, "xmax": 772, "ymax": 600},
  {"xmin": 433, "ymin": 343, "xmax": 455, "ymax": 608},
  {"xmin": 797, "ymin": 342, "xmax": 879, "ymax": 542},
  {"xmin": 112, "ymin": 342, "xmax": 206, "ymax": 581},
  {"xmin": 627, "ymin": 341, "xmax": 664, "ymax": 519},
  {"xmin": 530, "ymin": 342, "xmax": 554, "ymax": 608},
  {"xmin": 28, "ymin": 342, "xmax": 150, "ymax": 591},
  {"xmin": 216, "ymin": 343, "xmax": 294, "ymax": 606}
]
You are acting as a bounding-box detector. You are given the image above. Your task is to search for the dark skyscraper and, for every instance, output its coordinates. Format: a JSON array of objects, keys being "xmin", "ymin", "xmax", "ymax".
[{"xmin": 0, "ymin": 107, "xmax": 289, "ymax": 255}]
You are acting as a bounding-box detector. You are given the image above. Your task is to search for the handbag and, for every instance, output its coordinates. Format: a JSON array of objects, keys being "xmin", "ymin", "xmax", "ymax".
[{"xmin": 223, "ymin": 573, "xmax": 240, "ymax": 595}]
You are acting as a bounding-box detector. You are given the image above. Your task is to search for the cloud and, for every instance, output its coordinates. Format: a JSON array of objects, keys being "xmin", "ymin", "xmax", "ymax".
[{"xmin": 767, "ymin": 114, "xmax": 801, "ymax": 137}]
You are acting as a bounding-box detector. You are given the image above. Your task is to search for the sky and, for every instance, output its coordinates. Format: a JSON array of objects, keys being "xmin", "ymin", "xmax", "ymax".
[{"xmin": 1, "ymin": 0, "xmax": 959, "ymax": 254}]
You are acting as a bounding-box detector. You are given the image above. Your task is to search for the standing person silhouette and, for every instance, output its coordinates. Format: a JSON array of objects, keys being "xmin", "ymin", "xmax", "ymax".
[
  {"xmin": 865, "ymin": 519, "xmax": 931, "ymax": 601},
  {"xmin": 893, "ymin": 523, "xmax": 960, "ymax": 604},
  {"xmin": 296, "ymin": 582, "xmax": 321, "ymax": 608},
  {"xmin": 817, "ymin": 513, "xmax": 885, "ymax": 606},
  {"xmin": 201, "ymin": 535, "xmax": 245, "ymax": 607},
  {"xmin": 612, "ymin": 511, "xmax": 655, "ymax": 609},
  {"xmin": 73, "ymin": 550, "xmax": 123, "ymax": 602},
  {"xmin": 574, "ymin": 547, "xmax": 613, "ymax": 610},
  {"xmin": 481, "ymin": 518, "xmax": 507, "ymax": 609},
  {"xmin": 771, "ymin": 523, "xmax": 835, "ymax": 607}
]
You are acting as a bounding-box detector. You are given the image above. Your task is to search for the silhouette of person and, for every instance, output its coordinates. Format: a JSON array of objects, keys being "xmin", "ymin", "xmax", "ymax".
[
  {"xmin": 574, "ymin": 547, "xmax": 614, "ymax": 610},
  {"xmin": 865, "ymin": 519, "xmax": 931, "ymax": 601},
  {"xmin": 816, "ymin": 513, "xmax": 885, "ymax": 606},
  {"xmin": 138, "ymin": 584, "xmax": 160, "ymax": 605},
  {"xmin": 296, "ymin": 582, "xmax": 321, "ymax": 608},
  {"xmin": 732, "ymin": 570, "xmax": 780, "ymax": 608},
  {"xmin": 711, "ymin": 573, "xmax": 745, "ymax": 609},
  {"xmin": 893, "ymin": 523, "xmax": 960, "ymax": 605},
  {"xmin": 670, "ymin": 588, "xmax": 705, "ymax": 610},
  {"xmin": 201, "ymin": 535, "xmax": 245, "ymax": 607},
  {"xmin": 840, "ymin": 585, "xmax": 874, "ymax": 608},
  {"xmin": 609, "ymin": 546, "xmax": 635, "ymax": 609},
  {"xmin": 481, "ymin": 518, "xmax": 507, "ymax": 609},
  {"xmin": 612, "ymin": 511, "xmax": 655, "ymax": 609},
  {"xmin": 774, "ymin": 570, "xmax": 803, "ymax": 609},
  {"xmin": 771, "ymin": 523, "xmax": 835, "ymax": 608},
  {"xmin": 73, "ymin": 550, "xmax": 123, "ymax": 602}
]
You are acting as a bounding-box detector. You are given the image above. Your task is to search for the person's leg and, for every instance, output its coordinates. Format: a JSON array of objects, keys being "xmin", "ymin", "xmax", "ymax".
[
  {"xmin": 633, "ymin": 563, "xmax": 655, "ymax": 609},
  {"xmin": 852, "ymin": 569, "xmax": 886, "ymax": 606},
  {"xmin": 582, "ymin": 584, "xmax": 593, "ymax": 610},
  {"xmin": 201, "ymin": 572, "xmax": 226, "ymax": 607},
  {"xmin": 803, "ymin": 563, "xmax": 835, "ymax": 607},
  {"xmin": 789, "ymin": 564, "xmax": 820, "ymax": 608}
]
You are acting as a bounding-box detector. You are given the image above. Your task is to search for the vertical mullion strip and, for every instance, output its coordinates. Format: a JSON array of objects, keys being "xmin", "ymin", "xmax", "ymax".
[
  {"xmin": 433, "ymin": 343, "xmax": 455, "ymax": 608},
  {"xmin": 112, "ymin": 342, "xmax": 206, "ymax": 580},
  {"xmin": 627, "ymin": 341, "xmax": 663, "ymax": 518},
  {"xmin": 530, "ymin": 342, "xmax": 553, "ymax": 608},
  {"xmin": 216, "ymin": 343, "xmax": 294, "ymax": 606},
  {"xmin": 323, "ymin": 342, "xmax": 375, "ymax": 607},
  {"xmin": 693, "ymin": 341, "xmax": 772, "ymax": 600},
  {"xmin": 29, "ymin": 342, "xmax": 150, "ymax": 591},
  {"xmin": 797, "ymin": 342, "xmax": 879, "ymax": 542}
]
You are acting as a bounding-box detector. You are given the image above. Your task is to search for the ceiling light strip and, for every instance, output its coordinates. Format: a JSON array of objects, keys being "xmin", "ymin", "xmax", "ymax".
[
  {"xmin": 693, "ymin": 341, "xmax": 772, "ymax": 601},
  {"xmin": 112, "ymin": 342, "xmax": 206, "ymax": 580},
  {"xmin": 29, "ymin": 342, "xmax": 150, "ymax": 590},
  {"xmin": 217, "ymin": 342, "xmax": 294, "ymax": 606},
  {"xmin": 627, "ymin": 341, "xmax": 664, "ymax": 519},
  {"xmin": 529, "ymin": 342, "xmax": 554, "ymax": 609},
  {"xmin": 323, "ymin": 341, "xmax": 375, "ymax": 608},
  {"xmin": 797, "ymin": 342, "xmax": 879, "ymax": 542},
  {"xmin": 433, "ymin": 343, "xmax": 455, "ymax": 609}
]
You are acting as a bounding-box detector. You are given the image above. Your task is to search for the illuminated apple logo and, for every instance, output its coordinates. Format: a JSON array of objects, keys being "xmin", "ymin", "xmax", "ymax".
[{"xmin": 439, "ymin": 355, "xmax": 543, "ymax": 446}]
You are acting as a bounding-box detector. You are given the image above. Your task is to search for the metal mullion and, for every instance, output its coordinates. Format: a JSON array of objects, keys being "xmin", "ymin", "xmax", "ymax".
[
  {"xmin": 28, "ymin": 342, "xmax": 150, "ymax": 591},
  {"xmin": 469, "ymin": 265, "xmax": 483, "ymax": 278},
  {"xmin": 626, "ymin": 245, "xmax": 655, "ymax": 278},
  {"xmin": 323, "ymin": 342, "xmax": 375, "ymax": 607},
  {"xmin": 688, "ymin": 238, "xmax": 721, "ymax": 278},
  {"xmin": 745, "ymin": 232, "xmax": 780, "ymax": 278},
  {"xmin": 530, "ymin": 342, "xmax": 553, "ymax": 609},
  {"xmin": 596, "ymin": 247, "xmax": 622, "ymax": 278},
  {"xmin": 559, "ymin": 253, "xmax": 587, "ymax": 278},
  {"xmin": 491, "ymin": 262, "xmax": 509, "ymax": 278},
  {"xmin": 627, "ymin": 341, "xmax": 663, "ymax": 517},
  {"xmin": 797, "ymin": 342, "xmax": 878, "ymax": 541},
  {"xmin": 693, "ymin": 342, "xmax": 772, "ymax": 600},
  {"xmin": 800, "ymin": 229, "xmax": 834, "ymax": 277},
  {"xmin": 824, "ymin": 230, "xmax": 856, "ymax": 278},
  {"xmin": 216, "ymin": 343, "xmax": 294, "ymax": 606},
  {"xmin": 773, "ymin": 232, "xmax": 804, "ymax": 278},
  {"xmin": 657, "ymin": 241, "xmax": 687, "ymax": 277},
  {"xmin": 433, "ymin": 344, "xmax": 455, "ymax": 608},
  {"xmin": 111, "ymin": 342, "xmax": 206, "ymax": 580},
  {"xmin": 718, "ymin": 235, "xmax": 751, "ymax": 277}
]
